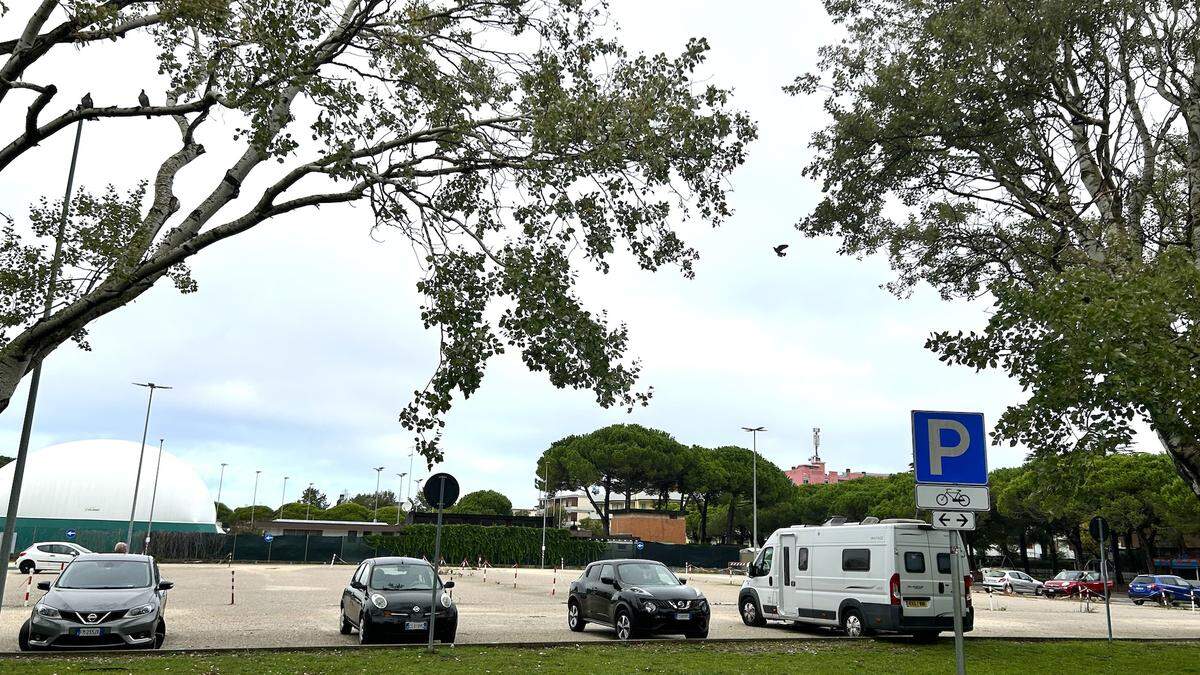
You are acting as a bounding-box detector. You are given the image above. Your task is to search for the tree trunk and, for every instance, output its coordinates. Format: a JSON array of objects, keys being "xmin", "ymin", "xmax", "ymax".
[
  {"xmin": 1109, "ymin": 532, "xmax": 1124, "ymax": 585},
  {"xmin": 1154, "ymin": 424, "xmax": 1200, "ymax": 500},
  {"xmin": 1019, "ymin": 529, "xmax": 1031, "ymax": 573},
  {"xmin": 625, "ymin": 490, "xmax": 632, "ymax": 510},
  {"xmin": 1067, "ymin": 524, "xmax": 1085, "ymax": 565},
  {"xmin": 725, "ymin": 493, "xmax": 738, "ymax": 546},
  {"xmin": 699, "ymin": 497, "xmax": 709, "ymax": 543},
  {"xmin": 1137, "ymin": 526, "xmax": 1157, "ymax": 573},
  {"xmin": 602, "ymin": 481, "xmax": 611, "ymax": 536},
  {"xmin": 1048, "ymin": 533, "xmax": 1060, "ymax": 570}
]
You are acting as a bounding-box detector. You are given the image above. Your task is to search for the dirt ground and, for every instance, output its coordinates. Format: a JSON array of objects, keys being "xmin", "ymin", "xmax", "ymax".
[{"xmin": 1, "ymin": 564, "xmax": 1197, "ymax": 650}]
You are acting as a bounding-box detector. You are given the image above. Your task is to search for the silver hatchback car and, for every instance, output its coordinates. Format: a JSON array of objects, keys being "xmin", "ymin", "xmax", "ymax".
[{"xmin": 19, "ymin": 553, "xmax": 172, "ymax": 650}]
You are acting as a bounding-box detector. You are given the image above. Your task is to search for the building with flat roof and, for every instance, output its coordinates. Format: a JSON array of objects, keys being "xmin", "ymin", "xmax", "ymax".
[{"xmin": 783, "ymin": 428, "xmax": 888, "ymax": 486}]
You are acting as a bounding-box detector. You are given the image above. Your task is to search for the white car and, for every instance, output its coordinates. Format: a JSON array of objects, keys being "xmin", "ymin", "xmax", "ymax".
[
  {"xmin": 980, "ymin": 569, "xmax": 1043, "ymax": 595},
  {"xmin": 14, "ymin": 542, "xmax": 91, "ymax": 574}
]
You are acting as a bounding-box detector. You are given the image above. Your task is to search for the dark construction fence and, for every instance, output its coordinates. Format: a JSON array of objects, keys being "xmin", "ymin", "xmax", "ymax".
[{"xmin": 140, "ymin": 528, "xmax": 742, "ymax": 569}]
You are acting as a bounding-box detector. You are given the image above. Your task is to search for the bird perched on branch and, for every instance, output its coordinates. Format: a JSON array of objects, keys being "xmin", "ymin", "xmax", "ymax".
[
  {"xmin": 773, "ymin": 244, "xmax": 789, "ymax": 257},
  {"xmin": 80, "ymin": 92, "xmax": 93, "ymax": 110},
  {"xmin": 138, "ymin": 89, "xmax": 150, "ymax": 118}
]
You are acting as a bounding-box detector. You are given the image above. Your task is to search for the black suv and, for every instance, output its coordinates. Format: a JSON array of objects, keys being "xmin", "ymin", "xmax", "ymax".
[{"xmin": 568, "ymin": 559, "xmax": 709, "ymax": 640}]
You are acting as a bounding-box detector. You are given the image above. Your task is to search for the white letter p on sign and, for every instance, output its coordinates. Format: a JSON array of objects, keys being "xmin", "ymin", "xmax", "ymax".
[{"xmin": 928, "ymin": 419, "xmax": 969, "ymax": 474}]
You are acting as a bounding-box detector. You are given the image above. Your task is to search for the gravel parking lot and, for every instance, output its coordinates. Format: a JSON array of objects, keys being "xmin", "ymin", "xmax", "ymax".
[{"xmin": 1, "ymin": 563, "xmax": 1198, "ymax": 650}]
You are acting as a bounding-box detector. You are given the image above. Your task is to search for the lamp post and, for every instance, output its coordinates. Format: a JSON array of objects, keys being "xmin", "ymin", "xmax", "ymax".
[
  {"xmin": 144, "ymin": 439, "xmax": 166, "ymax": 554},
  {"xmin": 279, "ymin": 476, "xmax": 289, "ymax": 518},
  {"xmin": 0, "ymin": 116, "xmax": 86, "ymax": 619},
  {"xmin": 407, "ymin": 448, "xmax": 416, "ymax": 503},
  {"xmin": 250, "ymin": 470, "xmax": 262, "ymax": 529},
  {"xmin": 741, "ymin": 426, "xmax": 766, "ymax": 550},
  {"xmin": 127, "ymin": 382, "xmax": 171, "ymax": 548},
  {"xmin": 413, "ymin": 478, "xmax": 425, "ymax": 510},
  {"xmin": 372, "ymin": 466, "xmax": 385, "ymax": 522},
  {"xmin": 216, "ymin": 463, "xmax": 228, "ymax": 507},
  {"xmin": 305, "ymin": 482, "xmax": 314, "ymax": 520},
  {"xmin": 395, "ymin": 473, "xmax": 407, "ymax": 525},
  {"xmin": 540, "ymin": 461, "xmax": 549, "ymax": 569}
]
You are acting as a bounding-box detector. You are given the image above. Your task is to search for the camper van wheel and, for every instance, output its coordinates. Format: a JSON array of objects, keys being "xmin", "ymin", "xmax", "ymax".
[
  {"xmin": 840, "ymin": 608, "xmax": 865, "ymax": 637},
  {"xmin": 740, "ymin": 595, "xmax": 766, "ymax": 627}
]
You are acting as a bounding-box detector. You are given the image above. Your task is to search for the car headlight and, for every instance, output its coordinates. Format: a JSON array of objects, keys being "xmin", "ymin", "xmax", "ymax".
[
  {"xmin": 370, "ymin": 594, "xmax": 387, "ymax": 609},
  {"xmin": 629, "ymin": 586, "xmax": 651, "ymax": 596},
  {"xmin": 440, "ymin": 592, "xmax": 452, "ymax": 608},
  {"xmin": 128, "ymin": 602, "xmax": 156, "ymax": 617},
  {"xmin": 34, "ymin": 604, "xmax": 60, "ymax": 618},
  {"xmin": 642, "ymin": 601, "xmax": 656, "ymax": 613}
]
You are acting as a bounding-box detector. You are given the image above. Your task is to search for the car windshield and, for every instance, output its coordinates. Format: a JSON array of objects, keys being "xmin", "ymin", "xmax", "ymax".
[
  {"xmin": 617, "ymin": 563, "xmax": 680, "ymax": 587},
  {"xmin": 369, "ymin": 563, "xmax": 438, "ymax": 591},
  {"xmin": 56, "ymin": 560, "xmax": 151, "ymax": 589},
  {"xmin": 1053, "ymin": 571, "xmax": 1084, "ymax": 581}
]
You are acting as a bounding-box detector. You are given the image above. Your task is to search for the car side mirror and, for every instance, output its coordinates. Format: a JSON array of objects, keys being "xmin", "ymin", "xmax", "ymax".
[
  {"xmin": 158, "ymin": 581, "xmax": 174, "ymax": 591},
  {"xmin": 350, "ymin": 581, "xmax": 363, "ymax": 590},
  {"xmin": 680, "ymin": 578, "xmax": 688, "ymax": 585},
  {"xmin": 600, "ymin": 576, "xmax": 615, "ymax": 585},
  {"xmin": 443, "ymin": 581, "xmax": 455, "ymax": 589},
  {"xmin": 37, "ymin": 581, "xmax": 51, "ymax": 591}
]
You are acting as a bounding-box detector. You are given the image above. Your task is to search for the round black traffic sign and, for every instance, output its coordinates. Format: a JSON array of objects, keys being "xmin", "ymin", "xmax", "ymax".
[
  {"xmin": 1089, "ymin": 515, "xmax": 1110, "ymax": 542},
  {"xmin": 423, "ymin": 472, "xmax": 460, "ymax": 509}
]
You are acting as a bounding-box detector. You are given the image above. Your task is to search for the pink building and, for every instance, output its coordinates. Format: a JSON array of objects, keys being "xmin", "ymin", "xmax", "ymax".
[{"xmin": 785, "ymin": 431, "xmax": 887, "ymax": 486}]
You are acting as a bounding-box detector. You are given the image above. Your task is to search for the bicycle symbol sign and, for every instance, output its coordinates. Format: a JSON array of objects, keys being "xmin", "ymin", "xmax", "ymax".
[{"xmin": 936, "ymin": 489, "xmax": 971, "ymax": 507}]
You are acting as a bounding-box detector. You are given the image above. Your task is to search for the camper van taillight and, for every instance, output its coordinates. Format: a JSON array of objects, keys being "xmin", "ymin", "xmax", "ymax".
[{"xmin": 889, "ymin": 573, "xmax": 901, "ymax": 605}]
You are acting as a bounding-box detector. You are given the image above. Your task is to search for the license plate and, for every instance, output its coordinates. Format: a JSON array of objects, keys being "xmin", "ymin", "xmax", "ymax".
[
  {"xmin": 905, "ymin": 599, "xmax": 929, "ymax": 608},
  {"xmin": 75, "ymin": 627, "xmax": 103, "ymax": 637},
  {"xmin": 674, "ymin": 612, "xmax": 690, "ymax": 621},
  {"xmin": 404, "ymin": 621, "xmax": 427, "ymax": 631}
]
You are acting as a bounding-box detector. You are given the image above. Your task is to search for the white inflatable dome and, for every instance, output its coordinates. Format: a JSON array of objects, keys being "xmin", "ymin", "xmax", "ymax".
[{"xmin": 0, "ymin": 439, "xmax": 217, "ymax": 526}]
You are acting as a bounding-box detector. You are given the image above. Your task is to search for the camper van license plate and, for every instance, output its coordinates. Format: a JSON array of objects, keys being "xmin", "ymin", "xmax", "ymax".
[
  {"xmin": 904, "ymin": 599, "xmax": 928, "ymax": 609},
  {"xmin": 674, "ymin": 612, "xmax": 690, "ymax": 621}
]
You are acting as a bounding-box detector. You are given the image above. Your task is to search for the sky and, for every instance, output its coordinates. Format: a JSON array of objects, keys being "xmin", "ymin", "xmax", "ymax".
[{"xmin": 0, "ymin": 1, "xmax": 1159, "ymax": 512}]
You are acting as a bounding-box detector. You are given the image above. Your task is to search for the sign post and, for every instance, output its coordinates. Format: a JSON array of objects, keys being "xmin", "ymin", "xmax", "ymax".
[
  {"xmin": 1090, "ymin": 515, "xmax": 1113, "ymax": 642},
  {"xmin": 912, "ymin": 411, "xmax": 990, "ymax": 675},
  {"xmin": 423, "ymin": 472, "xmax": 460, "ymax": 652}
]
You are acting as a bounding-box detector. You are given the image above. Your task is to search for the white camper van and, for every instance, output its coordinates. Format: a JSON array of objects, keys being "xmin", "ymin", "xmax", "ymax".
[{"xmin": 738, "ymin": 518, "xmax": 973, "ymax": 639}]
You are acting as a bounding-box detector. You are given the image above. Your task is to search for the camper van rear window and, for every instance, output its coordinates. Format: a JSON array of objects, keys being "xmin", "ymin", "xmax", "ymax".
[
  {"xmin": 904, "ymin": 551, "xmax": 925, "ymax": 573},
  {"xmin": 842, "ymin": 548, "xmax": 871, "ymax": 572},
  {"xmin": 937, "ymin": 553, "xmax": 951, "ymax": 574}
]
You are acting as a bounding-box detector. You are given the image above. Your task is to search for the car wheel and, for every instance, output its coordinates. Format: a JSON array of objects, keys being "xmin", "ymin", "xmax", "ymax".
[
  {"xmin": 841, "ymin": 607, "xmax": 865, "ymax": 638},
  {"xmin": 567, "ymin": 599, "xmax": 586, "ymax": 632},
  {"xmin": 18, "ymin": 560, "xmax": 35, "ymax": 575},
  {"xmin": 358, "ymin": 612, "xmax": 372, "ymax": 644},
  {"xmin": 740, "ymin": 595, "xmax": 766, "ymax": 627},
  {"xmin": 1035, "ymin": 587, "xmax": 1042, "ymax": 596},
  {"xmin": 685, "ymin": 619, "xmax": 709, "ymax": 639},
  {"xmin": 438, "ymin": 623, "xmax": 457, "ymax": 644},
  {"xmin": 339, "ymin": 603, "xmax": 353, "ymax": 635},
  {"xmin": 17, "ymin": 620, "xmax": 37, "ymax": 651},
  {"xmin": 614, "ymin": 608, "xmax": 634, "ymax": 641},
  {"xmin": 152, "ymin": 619, "xmax": 166, "ymax": 649}
]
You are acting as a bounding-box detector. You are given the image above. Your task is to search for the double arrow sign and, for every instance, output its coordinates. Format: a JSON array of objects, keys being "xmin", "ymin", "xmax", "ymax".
[{"xmin": 932, "ymin": 510, "xmax": 975, "ymax": 531}]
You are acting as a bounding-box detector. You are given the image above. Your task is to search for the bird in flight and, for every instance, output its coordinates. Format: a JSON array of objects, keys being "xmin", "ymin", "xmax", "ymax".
[
  {"xmin": 773, "ymin": 244, "xmax": 789, "ymax": 257},
  {"xmin": 138, "ymin": 89, "xmax": 150, "ymax": 118}
]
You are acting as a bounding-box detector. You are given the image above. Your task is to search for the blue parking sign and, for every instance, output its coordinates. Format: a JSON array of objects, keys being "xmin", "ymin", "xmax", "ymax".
[
  {"xmin": 912, "ymin": 411, "xmax": 988, "ymax": 485},
  {"xmin": 65, "ymin": 529, "xmax": 76, "ymax": 540}
]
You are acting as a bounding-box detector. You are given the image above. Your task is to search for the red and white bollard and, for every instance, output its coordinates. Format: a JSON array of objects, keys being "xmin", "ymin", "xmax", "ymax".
[
  {"xmin": 23, "ymin": 572, "xmax": 32, "ymax": 606},
  {"xmin": 230, "ymin": 569, "xmax": 236, "ymax": 605},
  {"xmin": 513, "ymin": 563, "xmax": 518, "ymax": 589},
  {"xmin": 550, "ymin": 565, "xmax": 557, "ymax": 596},
  {"xmin": 483, "ymin": 560, "xmax": 488, "ymax": 584}
]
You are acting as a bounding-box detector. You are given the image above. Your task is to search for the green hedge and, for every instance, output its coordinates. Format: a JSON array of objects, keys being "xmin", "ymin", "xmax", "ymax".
[{"xmin": 366, "ymin": 525, "xmax": 605, "ymax": 566}]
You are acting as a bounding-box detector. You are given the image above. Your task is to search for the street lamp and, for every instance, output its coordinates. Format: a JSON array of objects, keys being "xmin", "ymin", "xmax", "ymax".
[
  {"xmin": 279, "ymin": 476, "xmax": 289, "ymax": 518},
  {"xmin": 395, "ymin": 473, "xmax": 407, "ymax": 525},
  {"xmin": 407, "ymin": 448, "xmax": 416, "ymax": 503},
  {"xmin": 0, "ymin": 113, "xmax": 87, "ymax": 619},
  {"xmin": 216, "ymin": 463, "xmax": 228, "ymax": 507},
  {"xmin": 372, "ymin": 466, "xmax": 385, "ymax": 522},
  {"xmin": 413, "ymin": 478, "xmax": 425, "ymax": 510},
  {"xmin": 305, "ymin": 482, "xmax": 314, "ymax": 520},
  {"xmin": 741, "ymin": 426, "xmax": 766, "ymax": 550},
  {"xmin": 144, "ymin": 439, "xmax": 166, "ymax": 554},
  {"xmin": 127, "ymin": 382, "xmax": 171, "ymax": 548},
  {"xmin": 250, "ymin": 470, "xmax": 262, "ymax": 529},
  {"xmin": 540, "ymin": 461, "xmax": 549, "ymax": 569}
]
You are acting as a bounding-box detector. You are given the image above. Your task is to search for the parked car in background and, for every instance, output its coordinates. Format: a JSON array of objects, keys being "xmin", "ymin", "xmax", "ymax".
[
  {"xmin": 568, "ymin": 559, "xmax": 709, "ymax": 640},
  {"xmin": 339, "ymin": 556, "xmax": 457, "ymax": 644},
  {"xmin": 1041, "ymin": 570, "xmax": 1112, "ymax": 598},
  {"xmin": 15, "ymin": 542, "xmax": 92, "ymax": 574},
  {"xmin": 18, "ymin": 554, "xmax": 172, "ymax": 650},
  {"xmin": 1127, "ymin": 575, "xmax": 1200, "ymax": 605},
  {"xmin": 980, "ymin": 570, "xmax": 1043, "ymax": 595}
]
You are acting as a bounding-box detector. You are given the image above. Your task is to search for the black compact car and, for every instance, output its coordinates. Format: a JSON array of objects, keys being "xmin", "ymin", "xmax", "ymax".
[
  {"xmin": 568, "ymin": 559, "xmax": 709, "ymax": 640},
  {"xmin": 339, "ymin": 556, "xmax": 457, "ymax": 644}
]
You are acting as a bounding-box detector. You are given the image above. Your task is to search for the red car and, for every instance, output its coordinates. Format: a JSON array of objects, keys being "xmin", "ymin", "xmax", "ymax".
[{"xmin": 1042, "ymin": 570, "xmax": 1113, "ymax": 598}]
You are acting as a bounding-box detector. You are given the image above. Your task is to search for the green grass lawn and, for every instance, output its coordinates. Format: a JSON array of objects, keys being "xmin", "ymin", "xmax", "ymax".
[{"xmin": 2, "ymin": 640, "xmax": 1197, "ymax": 674}]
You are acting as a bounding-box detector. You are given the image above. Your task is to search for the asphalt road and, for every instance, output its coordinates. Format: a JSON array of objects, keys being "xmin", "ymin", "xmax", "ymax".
[{"xmin": 1, "ymin": 564, "xmax": 1197, "ymax": 651}]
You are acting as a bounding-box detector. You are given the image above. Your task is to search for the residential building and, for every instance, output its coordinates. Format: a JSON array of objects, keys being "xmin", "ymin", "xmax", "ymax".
[
  {"xmin": 536, "ymin": 491, "xmax": 682, "ymax": 524},
  {"xmin": 784, "ymin": 428, "xmax": 888, "ymax": 486}
]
